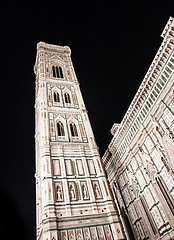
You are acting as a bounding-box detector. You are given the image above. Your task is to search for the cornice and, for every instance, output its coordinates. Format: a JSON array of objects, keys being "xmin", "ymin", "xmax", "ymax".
[
  {"xmin": 161, "ymin": 16, "xmax": 174, "ymax": 40},
  {"xmin": 37, "ymin": 41, "xmax": 71, "ymax": 55},
  {"xmin": 45, "ymin": 78, "xmax": 79, "ymax": 86},
  {"xmin": 47, "ymin": 107, "xmax": 87, "ymax": 115}
]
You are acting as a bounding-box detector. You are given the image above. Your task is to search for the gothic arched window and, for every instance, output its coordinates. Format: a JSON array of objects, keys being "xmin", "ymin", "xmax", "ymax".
[
  {"xmin": 52, "ymin": 65, "xmax": 64, "ymax": 78},
  {"xmin": 53, "ymin": 92, "xmax": 60, "ymax": 102},
  {"xmin": 64, "ymin": 92, "xmax": 71, "ymax": 104},
  {"xmin": 57, "ymin": 121, "xmax": 65, "ymax": 136},
  {"xmin": 70, "ymin": 123, "xmax": 78, "ymax": 137}
]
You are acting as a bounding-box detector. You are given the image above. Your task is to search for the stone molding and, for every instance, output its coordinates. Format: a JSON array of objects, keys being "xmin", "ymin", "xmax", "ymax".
[{"xmin": 37, "ymin": 41, "xmax": 71, "ymax": 55}]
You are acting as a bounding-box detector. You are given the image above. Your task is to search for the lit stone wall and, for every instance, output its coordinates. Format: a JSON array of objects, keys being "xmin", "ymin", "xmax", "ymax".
[{"xmin": 102, "ymin": 17, "xmax": 174, "ymax": 240}]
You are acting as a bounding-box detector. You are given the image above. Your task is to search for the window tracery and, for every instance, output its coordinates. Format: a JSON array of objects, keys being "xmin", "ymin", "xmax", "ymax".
[{"xmin": 52, "ymin": 65, "xmax": 64, "ymax": 78}]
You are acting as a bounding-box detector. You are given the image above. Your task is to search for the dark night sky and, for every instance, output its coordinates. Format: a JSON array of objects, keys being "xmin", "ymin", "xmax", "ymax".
[{"xmin": 0, "ymin": 0, "xmax": 174, "ymax": 239}]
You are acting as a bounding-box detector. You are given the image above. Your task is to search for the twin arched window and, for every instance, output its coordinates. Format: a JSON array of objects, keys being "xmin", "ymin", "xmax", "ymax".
[
  {"xmin": 57, "ymin": 121, "xmax": 78, "ymax": 137},
  {"xmin": 53, "ymin": 91, "xmax": 71, "ymax": 104},
  {"xmin": 52, "ymin": 65, "xmax": 63, "ymax": 78},
  {"xmin": 54, "ymin": 92, "xmax": 60, "ymax": 102}
]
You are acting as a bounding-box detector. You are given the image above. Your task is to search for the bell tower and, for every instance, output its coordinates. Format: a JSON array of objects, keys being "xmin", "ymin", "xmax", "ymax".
[{"xmin": 34, "ymin": 42, "xmax": 125, "ymax": 240}]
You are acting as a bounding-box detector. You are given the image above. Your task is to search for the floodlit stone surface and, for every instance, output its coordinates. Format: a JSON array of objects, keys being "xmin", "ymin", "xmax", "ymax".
[
  {"xmin": 102, "ymin": 17, "xmax": 174, "ymax": 240},
  {"xmin": 34, "ymin": 42, "xmax": 126, "ymax": 240}
]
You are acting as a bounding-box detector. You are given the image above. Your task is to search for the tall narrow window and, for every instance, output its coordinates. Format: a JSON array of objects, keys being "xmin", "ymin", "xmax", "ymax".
[
  {"xmin": 64, "ymin": 92, "xmax": 71, "ymax": 104},
  {"xmin": 54, "ymin": 92, "xmax": 60, "ymax": 102},
  {"xmin": 52, "ymin": 65, "xmax": 64, "ymax": 78},
  {"xmin": 57, "ymin": 121, "xmax": 65, "ymax": 136},
  {"xmin": 70, "ymin": 123, "xmax": 78, "ymax": 137},
  {"xmin": 52, "ymin": 65, "xmax": 56, "ymax": 78}
]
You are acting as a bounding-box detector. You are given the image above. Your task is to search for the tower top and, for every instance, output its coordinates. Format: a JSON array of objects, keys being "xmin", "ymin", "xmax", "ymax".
[
  {"xmin": 36, "ymin": 41, "xmax": 71, "ymax": 55},
  {"xmin": 34, "ymin": 42, "xmax": 71, "ymax": 74}
]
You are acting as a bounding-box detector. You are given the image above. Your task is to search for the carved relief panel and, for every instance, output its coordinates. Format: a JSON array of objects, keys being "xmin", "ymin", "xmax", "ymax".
[
  {"xmin": 68, "ymin": 230, "xmax": 76, "ymax": 240},
  {"xmin": 59, "ymin": 225, "xmax": 114, "ymax": 240},
  {"xmin": 76, "ymin": 229, "xmax": 83, "ymax": 240},
  {"xmin": 83, "ymin": 228, "xmax": 90, "ymax": 240},
  {"xmin": 97, "ymin": 226, "xmax": 106, "ymax": 240},
  {"xmin": 90, "ymin": 227, "xmax": 98, "ymax": 240},
  {"xmin": 60, "ymin": 230, "xmax": 68, "ymax": 240},
  {"xmin": 104, "ymin": 225, "xmax": 113, "ymax": 240}
]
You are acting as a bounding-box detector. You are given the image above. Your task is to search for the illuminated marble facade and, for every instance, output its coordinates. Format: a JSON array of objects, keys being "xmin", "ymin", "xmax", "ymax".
[
  {"xmin": 34, "ymin": 42, "xmax": 125, "ymax": 240},
  {"xmin": 102, "ymin": 17, "xmax": 174, "ymax": 240}
]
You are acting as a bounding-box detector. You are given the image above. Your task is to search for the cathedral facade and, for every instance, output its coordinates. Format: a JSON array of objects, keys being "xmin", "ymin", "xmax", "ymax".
[
  {"xmin": 102, "ymin": 17, "xmax": 174, "ymax": 239},
  {"xmin": 34, "ymin": 42, "xmax": 125, "ymax": 240}
]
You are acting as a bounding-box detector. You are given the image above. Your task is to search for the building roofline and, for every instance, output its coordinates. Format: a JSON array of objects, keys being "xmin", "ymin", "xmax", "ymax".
[
  {"xmin": 102, "ymin": 16, "xmax": 174, "ymax": 166},
  {"xmin": 161, "ymin": 16, "xmax": 174, "ymax": 39}
]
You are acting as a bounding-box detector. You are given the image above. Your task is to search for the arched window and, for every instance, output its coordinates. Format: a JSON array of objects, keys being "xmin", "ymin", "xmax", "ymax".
[
  {"xmin": 64, "ymin": 92, "xmax": 71, "ymax": 104},
  {"xmin": 57, "ymin": 121, "xmax": 65, "ymax": 136},
  {"xmin": 53, "ymin": 92, "xmax": 60, "ymax": 102},
  {"xmin": 70, "ymin": 123, "xmax": 78, "ymax": 137},
  {"xmin": 52, "ymin": 65, "xmax": 64, "ymax": 78}
]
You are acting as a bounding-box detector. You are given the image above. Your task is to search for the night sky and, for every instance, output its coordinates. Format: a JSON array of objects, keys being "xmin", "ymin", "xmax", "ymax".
[{"xmin": 0, "ymin": 1, "xmax": 174, "ymax": 239}]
